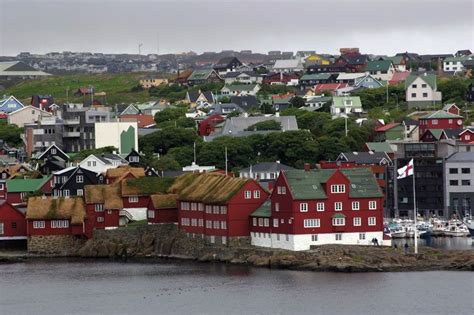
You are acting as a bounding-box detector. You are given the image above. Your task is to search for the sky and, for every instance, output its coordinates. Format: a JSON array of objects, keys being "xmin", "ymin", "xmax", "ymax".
[{"xmin": 0, "ymin": 0, "xmax": 472, "ymax": 56}]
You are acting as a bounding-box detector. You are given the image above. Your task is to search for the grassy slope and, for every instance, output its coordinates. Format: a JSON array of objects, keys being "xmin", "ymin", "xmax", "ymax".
[{"xmin": 3, "ymin": 73, "xmax": 160, "ymax": 105}]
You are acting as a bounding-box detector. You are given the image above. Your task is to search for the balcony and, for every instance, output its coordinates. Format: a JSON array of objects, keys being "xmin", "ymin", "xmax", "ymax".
[
  {"xmin": 64, "ymin": 119, "xmax": 80, "ymax": 125},
  {"xmin": 63, "ymin": 131, "xmax": 80, "ymax": 137}
]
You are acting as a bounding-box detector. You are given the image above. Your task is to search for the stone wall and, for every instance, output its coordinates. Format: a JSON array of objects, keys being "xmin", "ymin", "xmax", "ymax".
[{"xmin": 28, "ymin": 235, "xmax": 85, "ymax": 255}]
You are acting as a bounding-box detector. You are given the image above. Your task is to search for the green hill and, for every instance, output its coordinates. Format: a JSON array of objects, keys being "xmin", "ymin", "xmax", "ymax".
[{"xmin": 2, "ymin": 73, "xmax": 168, "ymax": 105}]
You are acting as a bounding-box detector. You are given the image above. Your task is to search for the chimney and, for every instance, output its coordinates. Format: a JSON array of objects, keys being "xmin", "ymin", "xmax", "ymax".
[
  {"xmin": 304, "ymin": 163, "xmax": 311, "ymax": 172},
  {"xmin": 268, "ymin": 181, "xmax": 275, "ymax": 191}
]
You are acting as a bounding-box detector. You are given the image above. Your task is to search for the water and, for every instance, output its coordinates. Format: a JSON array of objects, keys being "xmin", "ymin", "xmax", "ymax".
[
  {"xmin": 392, "ymin": 236, "xmax": 473, "ymax": 250},
  {"xmin": 0, "ymin": 259, "xmax": 472, "ymax": 315}
]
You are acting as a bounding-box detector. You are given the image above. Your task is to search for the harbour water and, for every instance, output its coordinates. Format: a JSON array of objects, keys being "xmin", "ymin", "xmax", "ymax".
[
  {"xmin": 392, "ymin": 236, "xmax": 473, "ymax": 250},
  {"xmin": 0, "ymin": 259, "xmax": 472, "ymax": 315}
]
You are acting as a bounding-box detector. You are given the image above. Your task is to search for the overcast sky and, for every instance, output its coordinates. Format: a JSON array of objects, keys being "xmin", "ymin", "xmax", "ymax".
[{"xmin": 0, "ymin": 0, "xmax": 472, "ymax": 56}]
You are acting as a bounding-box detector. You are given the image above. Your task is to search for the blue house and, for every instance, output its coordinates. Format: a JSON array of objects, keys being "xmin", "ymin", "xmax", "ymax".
[
  {"xmin": 354, "ymin": 74, "xmax": 385, "ymax": 89},
  {"xmin": 0, "ymin": 96, "xmax": 24, "ymax": 114}
]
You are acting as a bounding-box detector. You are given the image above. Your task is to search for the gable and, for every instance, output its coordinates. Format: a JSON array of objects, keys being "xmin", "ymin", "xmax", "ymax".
[{"xmin": 0, "ymin": 96, "xmax": 24, "ymax": 113}]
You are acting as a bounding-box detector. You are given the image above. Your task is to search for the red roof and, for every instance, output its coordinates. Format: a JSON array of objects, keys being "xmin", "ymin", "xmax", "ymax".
[
  {"xmin": 375, "ymin": 122, "xmax": 400, "ymax": 132},
  {"xmin": 120, "ymin": 114, "xmax": 156, "ymax": 128},
  {"xmin": 314, "ymin": 83, "xmax": 348, "ymax": 93},
  {"xmin": 389, "ymin": 72, "xmax": 410, "ymax": 85}
]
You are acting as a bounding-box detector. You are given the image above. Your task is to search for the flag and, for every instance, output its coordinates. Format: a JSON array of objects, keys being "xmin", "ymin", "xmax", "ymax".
[{"xmin": 397, "ymin": 159, "xmax": 414, "ymax": 179}]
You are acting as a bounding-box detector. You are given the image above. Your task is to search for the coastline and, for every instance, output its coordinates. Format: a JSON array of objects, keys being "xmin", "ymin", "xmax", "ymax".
[{"xmin": 2, "ymin": 225, "xmax": 473, "ymax": 272}]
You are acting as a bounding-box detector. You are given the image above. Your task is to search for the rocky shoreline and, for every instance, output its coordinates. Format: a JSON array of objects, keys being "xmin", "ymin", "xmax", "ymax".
[{"xmin": 2, "ymin": 225, "xmax": 473, "ymax": 272}]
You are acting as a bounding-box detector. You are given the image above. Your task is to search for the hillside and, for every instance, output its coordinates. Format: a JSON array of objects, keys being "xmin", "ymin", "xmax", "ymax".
[{"xmin": 2, "ymin": 73, "xmax": 171, "ymax": 105}]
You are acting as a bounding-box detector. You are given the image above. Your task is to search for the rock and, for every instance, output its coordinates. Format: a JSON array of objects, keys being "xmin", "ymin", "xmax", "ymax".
[{"xmin": 141, "ymin": 234, "xmax": 155, "ymax": 248}]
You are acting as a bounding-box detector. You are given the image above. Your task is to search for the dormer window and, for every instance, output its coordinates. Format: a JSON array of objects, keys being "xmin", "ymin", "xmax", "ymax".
[{"xmin": 331, "ymin": 184, "xmax": 345, "ymax": 193}]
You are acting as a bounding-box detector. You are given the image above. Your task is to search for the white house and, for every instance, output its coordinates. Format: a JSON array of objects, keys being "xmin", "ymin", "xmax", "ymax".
[
  {"xmin": 7, "ymin": 105, "xmax": 52, "ymax": 128},
  {"xmin": 405, "ymin": 73, "xmax": 442, "ymax": 109},
  {"xmin": 330, "ymin": 96, "xmax": 363, "ymax": 118},
  {"xmin": 272, "ymin": 59, "xmax": 304, "ymax": 73},
  {"xmin": 443, "ymin": 56, "xmax": 470, "ymax": 73},
  {"xmin": 220, "ymin": 84, "xmax": 260, "ymax": 96},
  {"xmin": 223, "ymin": 72, "xmax": 263, "ymax": 85},
  {"xmin": 79, "ymin": 153, "xmax": 128, "ymax": 173}
]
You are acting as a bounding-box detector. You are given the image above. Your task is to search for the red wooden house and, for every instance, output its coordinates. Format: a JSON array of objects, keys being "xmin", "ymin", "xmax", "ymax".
[
  {"xmin": 4, "ymin": 176, "xmax": 53, "ymax": 205},
  {"xmin": 250, "ymin": 168, "xmax": 387, "ymax": 251},
  {"xmin": 263, "ymin": 72, "xmax": 299, "ymax": 85},
  {"xmin": 418, "ymin": 110, "xmax": 463, "ymax": 137},
  {"xmin": 442, "ymin": 103, "xmax": 460, "ymax": 116},
  {"xmin": 104, "ymin": 166, "xmax": 145, "ymax": 184},
  {"xmin": 170, "ymin": 173, "xmax": 268, "ymax": 245},
  {"xmin": 84, "ymin": 184, "xmax": 123, "ymax": 232},
  {"xmin": 147, "ymin": 194, "xmax": 178, "ymax": 224},
  {"xmin": 198, "ymin": 114, "xmax": 225, "ymax": 136},
  {"xmin": 26, "ymin": 196, "xmax": 87, "ymax": 253},
  {"xmin": 459, "ymin": 128, "xmax": 474, "ymax": 143},
  {"xmin": 0, "ymin": 201, "xmax": 27, "ymax": 241}
]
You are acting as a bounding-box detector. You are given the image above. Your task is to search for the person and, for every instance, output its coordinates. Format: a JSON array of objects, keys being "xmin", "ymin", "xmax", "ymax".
[
  {"xmin": 374, "ymin": 238, "xmax": 379, "ymax": 246},
  {"xmin": 394, "ymin": 243, "xmax": 398, "ymax": 249},
  {"xmin": 404, "ymin": 243, "xmax": 409, "ymax": 255}
]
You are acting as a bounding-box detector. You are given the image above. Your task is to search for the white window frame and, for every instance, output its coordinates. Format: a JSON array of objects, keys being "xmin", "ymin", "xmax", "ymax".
[
  {"xmin": 359, "ymin": 233, "xmax": 366, "ymax": 240},
  {"xmin": 335, "ymin": 233, "xmax": 342, "ymax": 241},
  {"xmin": 304, "ymin": 218, "xmax": 320, "ymax": 228},
  {"xmin": 334, "ymin": 202, "xmax": 343, "ymax": 211},
  {"xmin": 332, "ymin": 217, "xmax": 345, "ymax": 226},
  {"xmin": 352, "ymin": 201, "xmax": 360, "ymax": 210},
  {"xmin": 77, "ymin": 189, "xmax": 83, "ymax": 196},
  {"xmin": 252, "ymin": 217, "xmax": 257, "ymax": 226},
  {"xmin": 275, "ymin": 202, "xmax": 280, "ymax": 212},
  {"xmin": 33, "ymin": 221, "xmax": 45, "ymax": 229},
  {"xmin": 368, "ymin": 217, "xmax": 376, "ymax": 226},
  {"xmin": 316, "ymin": 202, "xmax": 325, "ymax": 212},
  {"xmin": 0, "ymin": 223, "xmax": 3, "ymax": 235},
  {"xmin": 311, "ymin": 234, "xmax": 318, "ymax": 242},
  {"xmin": 76, "ymin": 175, "xmax": 84, "ymax": 183},
  {"xmin": 148, "ymin": 210, "xmax": 155, "ymax": 219},
  {"xmin": 128, "ymin": 196, "xmax": 139, "ymax": 203},
  {"xmin": 353, "ymin": 217, "xmax": 361, "ymax": 226},
  {"xmin": 95, "ymin": 203, "xmax": 104, "ymax": 212},
  {"xmin": 369, "ymin": 201, "xmax": 377, "ymax": 210},
  {"xmin": 244, "ymin": 190, "xmax": 251, "ymax": 199},
  {"xmin": 299, "ymin": 202, "xmax": 308, "ymax": 212},
  {"xmin": 97, "ymin": 216, "xmax": 104, "ymax": 223},
  {"xmin": 273, "ymin": 218, "xmax": 279, "ymax": 227},
  {"xmin": 331, "ymin": 184, "xmax": 345, "ymax": 193},
  {"xmin": 253, "ymin": 190, "xmax": 260, "ymax": 199}
]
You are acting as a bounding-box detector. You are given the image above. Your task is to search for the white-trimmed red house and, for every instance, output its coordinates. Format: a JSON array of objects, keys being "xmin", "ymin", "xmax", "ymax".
[
  {"xmin": 459, "ymin": 128, "xmax": 474, "ymax": 143},
  {"xmin": 84, "ymin": 184, "xmax": 123, "ymax": 233},
  {"xmin": 250, "ymin": 168, "xmax": 388, "ymax": 251},
  {"xmin": 0, "ymin": 201, "xmax": 27, "ymax": 241},
  {"xmin": 171, "ymin": 173, "xmax": 268, "ymax": 245},
  {"xmin": 418, "ymin": 110, "xmax": 463, "ymax": 138},
  {"xmin": 147, "ymin": 194, "xmax": 178, "ymax": 224}
]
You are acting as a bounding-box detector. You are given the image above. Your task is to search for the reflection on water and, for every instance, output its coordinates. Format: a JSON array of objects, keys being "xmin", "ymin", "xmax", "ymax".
[
  {"xmin": 392, "ymin": 236, "xmax": 473, "ymax": 250},
  {"xmin": 0, "ymin": 259, "xmax": 472, "ymax": 315}
]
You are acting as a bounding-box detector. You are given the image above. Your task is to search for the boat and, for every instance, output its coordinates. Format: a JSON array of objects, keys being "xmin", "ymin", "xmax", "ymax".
[
  {"xmin": 468, "ymin": 223, "xmax": 474, "ymax": 238},
  {"xmin": 389, "ymin": 225, "xmax": 407, "ymax": 238},
  {"xmin": 430, "ymin": 219, "xmax": 446, "ymax": 237},
  {"xmin": 443, "ymin": 220, "xmax": 470, "ymax": 237}
]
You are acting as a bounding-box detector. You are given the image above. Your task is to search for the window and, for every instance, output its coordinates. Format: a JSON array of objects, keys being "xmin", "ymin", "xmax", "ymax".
[
  {"xmin": 273, "ymin": 218, "xmax": 279, "ymax": 227},
  {"xmin": 304, "ymin": 219, "xmax": 320, "ymax": 228},
  {"xmin": 244, "ymin": 191, "xmax": 251, "ymax": 199},
  {"xmin": 422, "ymin": 93, "xmax": 428, "ymax": 98},
  {"xmin": 276, "ymin": 234, "xmax": 280, "ymax": 241},
  {"xmin": 331, "ymin": 184, "xmax": 345, "ymax": 193},
  {"xmin": 213, "ymin": 221, "xmax": 219, "ymax": 229},
  {"xmin": 77, "ymin": 189, "xmax": 83, "ymax": 196},
  {"xmin": 253, "ymin": 190, "xmax": 260, "ymax": 199},
  {"xmin": 352, "ymin": 201, "xmax": 360, "ymax": 210},
  {"xmin": 0, "ymin": 223, "xmax": 3, "ymax": 235},
  {"xmin": 213, "ymin": 206, "xmax": 219, "ymax": 214},
  {"xmin": 332, "ymin": 217, "xmax": 345, "ymax": 226},
  {"xmin": 450, "ymin": 180, "xmax": 459, "ymax": 186},
  {"xmin": 199, "ymin": 219, "xmax": 203, "ymax": 227},
  {"xmin": 11, "ymin": 222, "xmax": 17, "ymax": 229},
  {"xmin": 462, "ymin": 180, "xmax": 471, "ymax": 186},
  {"xmin": 316, "ymin": 202, "xmax": 324, "ymax": 211},
  {"xmin": 206, "ymin": 220, "xmax": 212, "ymax": 228},
  {"xmin": 461, "ymin": 168, "xmax": 470, "ymax": 174},
  {"xmin": 334, "ymin": 202, "xmax": 343, "ymax": 211},
  {"xmin": 76, "ymin": 175, "xmax": 84, "ymax": 183},
  {"xmin": 181, "ymin": 202, "xmax": 190, "ymax": 210},
  {"xmin": 275, "ymin": 202, "xmax": 280, "ymax": 212},
  {"xmin": 359, "ymin": 233, "xmax": 366, "ymax": 240},
  {"xmin": 33, "ymin": 221, "xmax": 45, "ymax": 229},
  {"xmin": 128, "ymin": 196, "xmax": 138, "ymax": 203},
  {"xmin": 63, "ymin": 190, "xmax": 70, "ymax": 197},
  {"xmin": 368, "ymin": 217, "xmax": 376, "ymax": 226},
  {"xmin": 51, "ymin": 148, "xmax": 57, "ymax": 154},
  {"xmin": 220, "ymin": 206, "xmax": 227, "ymax": 214},
  {"xmin": 107, "ymin": 210, "xmax": 112, "ymax": 215},
  {"xmin": 353, "ymin": 217, "xmax": 361, "ymax": 226},
  {"xmin": 191, "ymin": 219, "xmax": 197, "ymax": 226},
  {"xmin": 97, "ymin": 217, "xmax": 104, "ymax": 223},
  {"xmin": 130, "ymin": 156, "xmax": 139, "ymax": 163},
  {"xmin": 286, "ymin": 234, "xmax": 289, "ymax": 241},
  {"xmin": 51, "ymin": 220, "xmax": 69, "ymax": 228},
  {"xmin": 421, "ymin": 84, "xmax": 427, "ymax": 88},
  {"xmin": 258, "ymin": 218, "xmax": 263, "ymax": 226},
  {"xmin": 148, "ymin": 210, "xmax": 155, "ymax": 219},
  {"xmin": 299, "ymin": 203, "xmax": 308, "ymax": 212},
  {"xmin": 449, "ymin": 168, "xmax": 458, "ymax": 174},
  {"xmin": 205, "ymin": 205, "xmax": 211, "ymax": 213},
  {"xmin": 264, "ymin": 218, "xmax": 269, "ymax": 227},
  {"xmin": 311, "ymin": 234, "xmax": 318, "ymax": 242},
  {"xmin": 252, "ymin": 217, "xmax": 257, "ymax": 226},
  {"xmin": 432, "ymin": 119, "xmax": 438, "ymax": 125},
  {"xmin": 95, "ymin": 204, "xmax": 104, "ymax": 212},
  {"xmin": 411, "ymin": 93, "xmax": 416, "ymax": 97},
  {"xmin": 198, "ymin": 203, "xmax": 204, "ymax": 211},
  {"xmin": 190, "ymin": 203, "xmax": 197, "ymax": 211},
  {"xmin": 412, "ymin": 84, "xmax": 417, "ymax": 88},
  {"xmin": 335, "ymin": 233, "xmax": 342, "ymax": 241},
  {"xmin": 277, "ymin": 186, "xmax": 286, "ymax": 194},
  {"xmin": 221, "ymin": 221, "xmax": 227, "ymax": 230},
  {"xmin": 369, "ymin": 201, "xmax": 377, "ymax": 210}
]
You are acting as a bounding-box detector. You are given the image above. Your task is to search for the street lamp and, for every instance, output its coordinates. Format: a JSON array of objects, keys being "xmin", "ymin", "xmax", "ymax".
[{"xmin": 391, "ymin": 93, "xmax": 399, "ymax": 110}]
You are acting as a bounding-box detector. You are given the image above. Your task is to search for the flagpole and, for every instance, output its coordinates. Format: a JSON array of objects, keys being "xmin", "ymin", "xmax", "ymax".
[{"xmin": 412, "ymin": 163, "xmax": 418, "ymax": 254}]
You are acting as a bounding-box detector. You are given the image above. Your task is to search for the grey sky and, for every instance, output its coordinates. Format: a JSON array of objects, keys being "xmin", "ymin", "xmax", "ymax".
[{"xmin": 0, "ymin": 0, "xmax": 472, "ymax": 56}]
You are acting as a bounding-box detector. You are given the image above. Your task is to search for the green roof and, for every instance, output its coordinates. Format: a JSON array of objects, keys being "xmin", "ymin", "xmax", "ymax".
[
  {"xmin": 365, "ymin": 142, "xmax": 394, "ymax": 154},
  {"xmin": 284, "ymin": 168, "xmax": 382, "ymax": 200},
  {"xmin": 6, "ymin": 176, "xmax": 51, "ymax": 193},
  {"xmin": 332, "ymin": 213, "xmax": 346, "ymax": 218},
  {"xmin": 426, "ymin": 129, "xmax": 444, "ymax": 140},
  {"xmin": 420, "ymin": 110, "xmax": 462, "ymax": 119},
  {"xmin": 444, "ymin": 56, "xmax": 468, "ymax": 63},
  {"xmin": 365, "ymin": 60, "xmax": 393, "ymax": 72},
  {"xmin": 405, "ymin": 74, "xmax": 437, "ymax": 90},
  {"xmin": 188, "ymin": 69, "xmax": 214, "ymax": 81},
  {"xmin": 332, "ymin": 96, "xmax": 362, "ymax": 108},
  {"xmin": 300, "ymin": 73, "xmax": 332, "ymax": 81},
  {"xmin": 250, "ymin": 200, "xmax": 271, "ymax": 217},
  {"xmin": 383, "ymin": 56, "xmax": 403, "ymax": 65},
  {"xmin": 222, "ymin": 84, "xmax": 258, "ymax": 92}
]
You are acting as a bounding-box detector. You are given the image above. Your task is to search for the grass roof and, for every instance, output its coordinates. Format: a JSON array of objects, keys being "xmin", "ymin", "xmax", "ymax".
[
  {"xmin": 84, "ymin": 184, "xmax": 123, "ymax": 209},
  {"xmin": 122, "ymin": 177, "xmax": 175, "ymax": 196},
  {"xmin": 105, "ymin": 166, "xmax": 145, "ymax": 179},
  {"xmin": 150, "ymin": 194, "xmax": 178, "ymax": 209},
  {"xmin": 172, "ymin": 173, "xmax": 250, "ymax": 204},
  {"xmin": 26, "ymin": 196, "xmax": 86, "ymax": 224}
]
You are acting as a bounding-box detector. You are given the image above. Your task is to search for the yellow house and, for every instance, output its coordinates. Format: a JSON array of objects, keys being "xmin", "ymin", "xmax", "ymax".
[
  {"xmin": 304, "ymin": 55, "xmax": 331, "ymax": 66},
  {"xmin": 139, "ymin": 78, "xmax": 169, "ymax": 88}
]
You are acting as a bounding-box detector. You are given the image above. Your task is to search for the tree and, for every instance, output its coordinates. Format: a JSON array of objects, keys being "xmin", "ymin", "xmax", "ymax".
[
  {"xmin": 438, "ymin": 77, "xmax": 471, "ymax": 103},
  {"xmin": 138, "ymin": 127, "xmax": 198, "ymax": 155},
  {"xmin": 154, "ymin": 107, "xmax": 187, "ymax": 125},
  {"xmin": 70, "ymin": 146, "xmax": 117, "ymax": 161},
  {"xmin": 245, "ymin": 120, "xmax": 281, "ymax": 131},
  {"xmin": 168, "ymin": 146, "xmax": 195, "ymax": 167},
  {"xmin": 290, "ymin": 96, "xmax": 306, "ymax": 108},
  {"xmin": 198, "ymin": 136, "xmax": 254, "ymax": 170},
  {"xmin": 148, "ymin": 155, "xmax": 181, "ymax": 171},
  {"xmin": 0, "ymin": 124, "xmax": 23, "ymax": 147}
]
